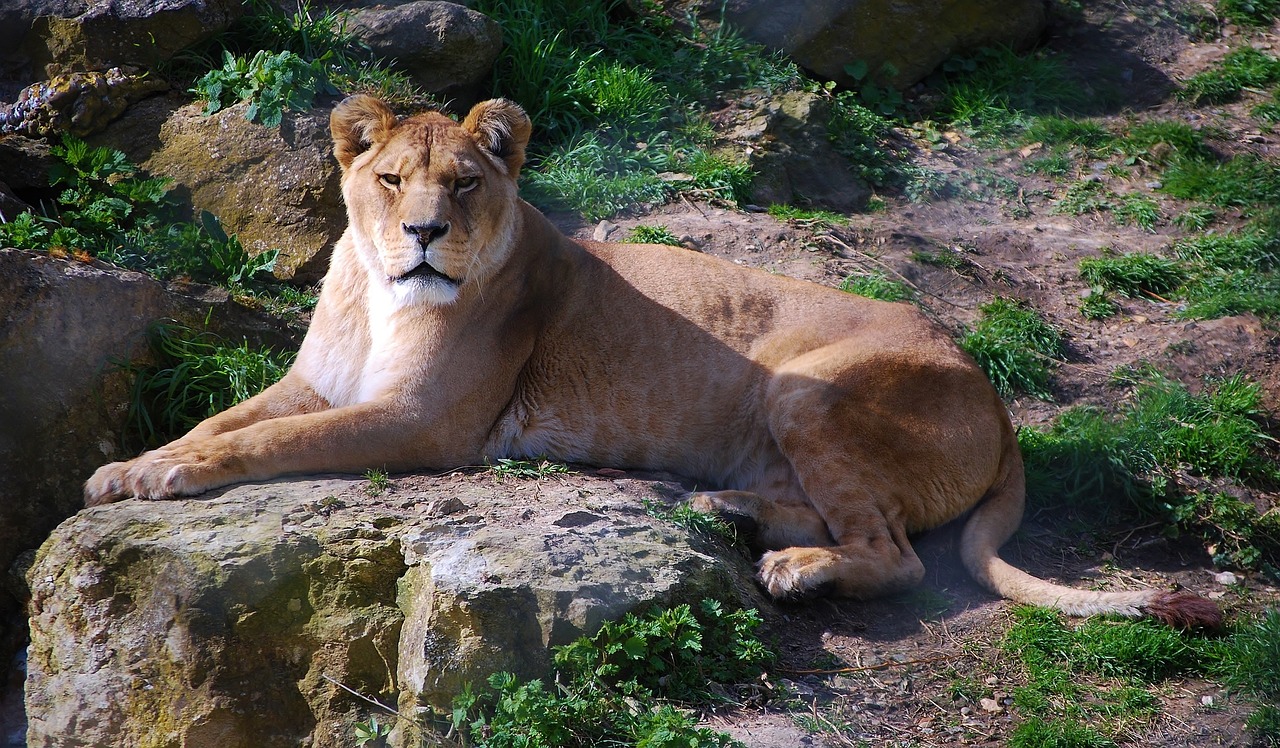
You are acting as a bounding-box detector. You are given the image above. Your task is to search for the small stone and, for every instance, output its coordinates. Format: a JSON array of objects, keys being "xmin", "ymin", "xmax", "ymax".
[
  {"xmin": 594, "ymin": 220, "xmax": 619, "ymax": 241},
  {"xmin": 1214, "ymin": 571, "xmax": 1238, "ymax": 586},
  {"xmin": 1201, "ymin": 695, "xmax": 1215, "ymax": 707},
  {"xmin": 980, "ymin": 697, "xmax": 1003, "ymax": 713}
]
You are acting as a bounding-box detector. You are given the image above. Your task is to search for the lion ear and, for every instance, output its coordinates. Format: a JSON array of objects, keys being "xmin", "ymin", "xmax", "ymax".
[
  {"xmin": 330, "ymin": 95, "xmax": 398, "ymax": 170},
  {"xmin": 461, "ymin": 99, "xmax": 532, "ymax": 178}
]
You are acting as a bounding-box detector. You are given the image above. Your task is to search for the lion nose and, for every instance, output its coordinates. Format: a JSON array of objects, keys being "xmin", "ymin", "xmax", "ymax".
[{"xmin": 403, "ymin": 221, "xmax": 450, "ymax": 245}]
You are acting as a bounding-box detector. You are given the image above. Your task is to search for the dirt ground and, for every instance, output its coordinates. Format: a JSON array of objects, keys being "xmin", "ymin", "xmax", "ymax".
[{"xmin": 554, "ymin": 2, "xmax": 1280, "ymax": 744}]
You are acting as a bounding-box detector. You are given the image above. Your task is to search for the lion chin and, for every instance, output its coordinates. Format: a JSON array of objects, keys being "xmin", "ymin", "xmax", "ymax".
[{"xmin": 83, "ymin": 94, "xmax": 1221, "ymax": 630}]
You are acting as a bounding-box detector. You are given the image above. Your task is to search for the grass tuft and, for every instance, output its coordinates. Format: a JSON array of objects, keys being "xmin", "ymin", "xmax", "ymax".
[
  {"xmin": 1078, "ymin": 252, "xmax": 1187, "ymax": 298},
  {"xmin": 960, "ymin": 298, "xmax": 1065, "ymax": 400},
  {"xmin": 124, "ymin": 322, "xmax": 294, "ymax": 447},
  {"xmin": 623, "ymin": 224, "xmax": 682, "ymax": 245},
  {"xmin": 838, "ymin": 272, "xmax": 913, "ymax": 302}
]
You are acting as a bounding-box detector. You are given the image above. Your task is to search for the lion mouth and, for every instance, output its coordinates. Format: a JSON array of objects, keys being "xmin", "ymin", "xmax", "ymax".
[{"xmin": 395, "ymin": 260, "xmax": 458, "ymax": 286}]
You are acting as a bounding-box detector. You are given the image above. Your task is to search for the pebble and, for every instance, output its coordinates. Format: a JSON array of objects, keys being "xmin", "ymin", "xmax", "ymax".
[{"xmin": 1214, "ymin": 571, "xmax": 1238, "ymax": 586}]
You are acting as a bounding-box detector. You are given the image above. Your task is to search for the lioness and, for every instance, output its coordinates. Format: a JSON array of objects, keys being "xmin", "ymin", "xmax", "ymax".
[{"xmin": 86, "ymin": 95, "xmax": 1218, "ymax": 627}]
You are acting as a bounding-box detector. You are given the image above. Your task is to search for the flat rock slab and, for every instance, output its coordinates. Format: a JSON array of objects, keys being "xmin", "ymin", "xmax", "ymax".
[{"xmin": 25, "ymin": 469, "xmax": 755, "ymax": 748}]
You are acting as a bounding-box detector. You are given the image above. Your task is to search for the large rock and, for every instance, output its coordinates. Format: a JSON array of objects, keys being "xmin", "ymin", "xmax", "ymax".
[
  {"xmin": 641, "ymin": 0, "xmax": 1049, "ymax": 88},
  {"xmin": 101, "ymin": 98, "xmax": 347, "ymax": 283},
  {"xmin": 0, "ymin": 249, "xmax": 296, "ymax": 667},
  {"xmin": 343, "ymin": 1, "xmax": 503, "ymax": 102},
  {"xmin": 4, "ymin": 0, "xmax": 245, "ymax": 80},
  {"xmin": 25, "ymin": 471, "xmax": 754, "ymax": 747},
  {"xmin": 722, "ymin": 90, "xmax": 871, "ymax": 211}
]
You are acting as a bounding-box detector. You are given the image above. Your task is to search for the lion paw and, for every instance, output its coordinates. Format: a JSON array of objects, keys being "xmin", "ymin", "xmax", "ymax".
[
  {"xmin": 83, "ymin": 444, "xmax": 229, "ymax": 506},
  {"xmin": 756, "ymin": 548, "xmax": 836, "ymax": 600}
]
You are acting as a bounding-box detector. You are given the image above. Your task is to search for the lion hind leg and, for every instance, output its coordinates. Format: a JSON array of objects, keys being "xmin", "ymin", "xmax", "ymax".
[
  {"xmin": 687, "ymin": 490, "xmax": 833, "ymax": 550},
  {"xmin": 758, "ymin": 522, "xmax": 925, "ymax": 600}
]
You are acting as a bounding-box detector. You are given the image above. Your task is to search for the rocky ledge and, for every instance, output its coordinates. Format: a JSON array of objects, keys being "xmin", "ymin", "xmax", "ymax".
[{"xmin": 25, "ymin": 470, "xmax": 757, "ymax": 748}]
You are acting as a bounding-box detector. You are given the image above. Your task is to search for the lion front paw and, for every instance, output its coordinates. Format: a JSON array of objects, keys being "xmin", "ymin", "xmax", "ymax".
[
  {"xmin": 83, "ymin": 443, "xmax": 232, "ymax": 507},
  {"xmin": 84, "ymin": 461, "xmax": 133, "ymax": 507}
]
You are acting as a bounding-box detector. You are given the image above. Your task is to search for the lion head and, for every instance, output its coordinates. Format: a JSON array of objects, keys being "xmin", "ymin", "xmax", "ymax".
[{"xmin": 329, "ymin": 95, "xmax": 533, "ymax": 306}]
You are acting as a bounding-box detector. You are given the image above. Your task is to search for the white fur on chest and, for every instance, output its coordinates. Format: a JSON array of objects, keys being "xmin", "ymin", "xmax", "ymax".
[{"xmin": 354, "ymin": 277, "xmax": 416, "ymax": 402}]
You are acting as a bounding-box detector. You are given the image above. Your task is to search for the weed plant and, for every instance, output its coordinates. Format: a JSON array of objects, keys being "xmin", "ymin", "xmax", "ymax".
[
  {"xmin": 827, "ymin": 92, "xmax": 912, "ymax": 188},
  {"xmin": 960, "ymin": 298, "xmax": 1065, "ymax": 400},
  {"xmin": 125, "ymin": 322, "xmax": 294, "ymax": 447},
  {"xmin": 194, "ymin": 49, "xmax": 335, "ymax": 126},
  {"xmin": 448, "ymin": 600, "xmax": 772, "ymax": 747},
  {"xmin": 487, "ymin": 457, "xmax": 572, "ymax": 481},
  {"xmin": 183, "ymin": 0, "xmax": 433, "ymax": 117},
  {"xmin": 0, "ymin": 137, "xmax": 277, "ymax": 287}
]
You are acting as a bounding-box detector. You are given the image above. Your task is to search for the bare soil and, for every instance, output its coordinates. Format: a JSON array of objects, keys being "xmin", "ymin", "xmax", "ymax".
[{"xmin": 556, "ymin": 2, "xmax": 1280, "ymax": 744}]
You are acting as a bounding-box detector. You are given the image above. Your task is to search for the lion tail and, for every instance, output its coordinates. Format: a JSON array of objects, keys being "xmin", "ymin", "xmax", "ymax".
[{"xmin": 958, "ymin": 439, "xmax": 1222, "ymax": 629}]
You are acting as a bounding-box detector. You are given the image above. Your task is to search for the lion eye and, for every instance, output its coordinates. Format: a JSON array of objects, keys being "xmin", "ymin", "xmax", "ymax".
[
  {"xmin": 454, "ymin": 176, "xmax": 478, "ymax": 193},
  {"xmin": 379, "ymin": 173, "xmax": 401, "ymax": 187}
]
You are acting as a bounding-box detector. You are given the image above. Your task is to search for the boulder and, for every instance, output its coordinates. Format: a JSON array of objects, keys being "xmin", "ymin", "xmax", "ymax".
[
  {"xmin": 638, "ymin": 0, "xmax": 1049, "ymax": 88},
  {"xmin": 0, "ymin": 249, "xmax": 296, "ymax": 668},
  {"xmin": 722, "ymin": 90, "xmax": 871, "ymax": 211},
  {"xmin": 25, "ymin": 471, "xmax": 755, "ymax": 747},
  {"xmin": 7, "ymin": 0, "xmax": 245, "ymax": 78},
  {"xmin": 99, "ymin": 98, "xmax": 347, "ymax": 283},
  {"xmin": 0, "ymin": 67, "xmax": 167, "ymax": 138},
  {"xmin": 342, "ymin": 1, "xmax": 503, "ymax": 102}
]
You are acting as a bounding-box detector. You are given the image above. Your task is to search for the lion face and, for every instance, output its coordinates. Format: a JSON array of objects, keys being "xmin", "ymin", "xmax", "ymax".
[{"xmin": 330, "ymin": 96, "xmax": 533, "ymax": 306}]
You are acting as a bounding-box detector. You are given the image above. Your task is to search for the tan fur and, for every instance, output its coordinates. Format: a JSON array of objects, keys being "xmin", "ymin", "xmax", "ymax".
[{"xmin": 84, "ymin": 96, "xmax": 1220, "ymax": 627}]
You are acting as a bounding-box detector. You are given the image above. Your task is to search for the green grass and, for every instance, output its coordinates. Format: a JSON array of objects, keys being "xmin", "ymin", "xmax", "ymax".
[
  {"xmin": 468, "ymin": 0, "xmax": 791, "ymax": 218},
  {"xmin": 1117, "ymin": 120, "xmax": 1213, "ymax": 164},
  {"xmin": 1161, "ymin": 153, "xmax": 1280, "ymax": 207},
  {"xmin": 838, "ymin": 272, "xmax": 913, "ymax": 302},
  {"xmin": 1019, "ymin": 368, "xmax": 1279, "ymax": 570},
  {"xmin": 643, "ymin": 499, "xmax": 739, "ymax": 545},
  {"xmin": 1078, "ymin": 290, "xmax": 1120, "ymax": 319},
  {"xmin": 1179, "ymin": 47, "xmax": 1280, "ymax": 105},
  {"xmin": 1219, "ymin": 0, "xmax": 1280, "ymax": 25},
  {"xmin": 446, "ymin": 600, "xmax": 772, "ymax": 747},
  {"xmin": 1054, "ymin": 184, "xmax": 1163, "ymax": 230},
  {"xmin": 930, "ymin": 46, "xmax": 1093, "ymax": 139},
  {"xmin": 1074, "ymin": 221, "xmax": 1280, "ymax": 320},
  {"xmin": 1022, "ymin": 150, "xmax": 1076, "ymax": 178},
  {"xmin": 960, "ymin": 297, "xmax": 1065, "ymax": 400},
  {"xmin": 1078, "ymin": 252, "xmax": 1187, "ymax": 298},
  {"xmin": 363, "ymin": 468, "xmax": 390, "ymax": 496},
  {"xmin": 124, "ymin": 322, "xmax": 295, "ymax": 447},
  {"xmin": 1004, "ymin": 606, "xmax": 1280, "ymax": 745},
  {"xmin": 1023, "ymin": 116, "xmax": 1112, "ymax": 148},
  {"xmin": 623, "ymin": 224, "xmax": 682, "ymax": 245},
  {"xmin": 766, "ymin": 204, "xmax": 848, "ymax": 226}
]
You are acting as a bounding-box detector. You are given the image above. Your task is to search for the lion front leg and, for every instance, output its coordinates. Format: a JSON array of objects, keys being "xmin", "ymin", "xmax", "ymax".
[
  {"xmin": 85, "ymin": 375, "xmax": 330, "ymax": 507},
  {"xmin": 84, "ymin": 398, "xmax": 454, "ymax": 506}
]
